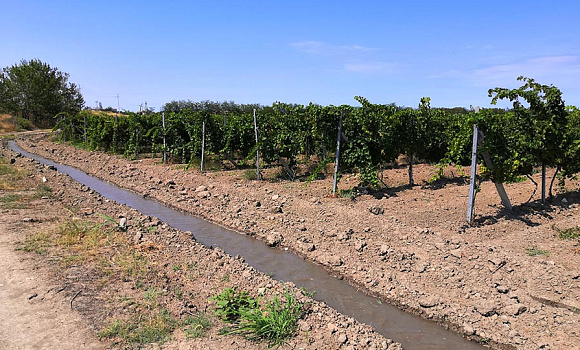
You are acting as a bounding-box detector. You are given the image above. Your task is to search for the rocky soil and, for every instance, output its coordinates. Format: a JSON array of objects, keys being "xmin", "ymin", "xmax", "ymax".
[
  {"xmin": 1, "ymin": 136, "xmax": 400, "ymax": 350},
  {"xmin": 10, "ymin": 133, "xmax": 580, "ymax": 349}
]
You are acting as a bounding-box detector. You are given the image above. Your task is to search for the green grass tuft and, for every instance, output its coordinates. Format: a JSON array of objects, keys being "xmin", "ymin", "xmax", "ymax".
[
  {"xmin": 34, "ymin": 184, "xmax": 52, "ymax": 198},
  {"xmin": 525, "ymin": 247, "xmax": 550, "ymax": 257},
  {"xmin": 98, "ymin": 309, "xmax": 176, "ymax": 346},
  {"xmin": 17, "ymin": 231, "xmax": 53, "ymax": 254},
  {"xmin": 183, "ymin": 313, "xmax": 213, "ymax": 339},
  {"xmin": 555, "ymin": 226, "xmax": 580, "ymax": 240},
  {"xmin": 213, "ymin": 287, "xmax": 306, "ymax": 347}
]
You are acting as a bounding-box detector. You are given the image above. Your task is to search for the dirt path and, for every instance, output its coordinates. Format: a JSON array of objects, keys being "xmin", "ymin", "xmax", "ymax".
[{"xmin": 0, "ymin": 202, "xmax": 106, "ymax": 350}]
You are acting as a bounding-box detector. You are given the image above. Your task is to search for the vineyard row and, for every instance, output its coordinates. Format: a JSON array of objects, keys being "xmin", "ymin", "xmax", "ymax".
[{"xmin": 54, "ymin": 78, "xmax": 580, "ymax": 193}]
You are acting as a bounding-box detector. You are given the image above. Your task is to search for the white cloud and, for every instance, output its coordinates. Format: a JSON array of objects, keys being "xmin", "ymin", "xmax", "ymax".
[
  {"xmin": 427, "ymin": 69, "xmax": 467, "ymax": 79},
  {"xmin": 344, "ymin": 61, "xmax": 399, "ymax": 73},
  {"xmin": 342, "ymin": 44, "xmax": 376, "ymax": 52},
  {"xmin": 290, "ymin": 41, "xmax": 327, "ymax": 54},
  {"xmin": 472, "ymin": 55, "xmax": 580, "ymax": 84},
  {"xmin": 290, "ymin": 41, "xmax": 397, "ymax": 74},
  {"xmin": 290, "ymin": 41, "xmax": 377, "ymax": 55},
  {"xmin": 464, "ymin": 44, "xmax": 494, "ymax": 50},
  {"xmin": 429, "ymin": 55, "xmax": 580, "ymax": 87}
]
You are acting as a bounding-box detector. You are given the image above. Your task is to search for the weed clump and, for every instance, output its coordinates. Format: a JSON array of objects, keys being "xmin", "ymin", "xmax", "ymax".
[
  {"xmin": 554, "ymin": 225, "xmax": 580, "ymax": 241},
  {"xmin": 211, "ymin": 286, "xmax": 306, "ymax": 347}
]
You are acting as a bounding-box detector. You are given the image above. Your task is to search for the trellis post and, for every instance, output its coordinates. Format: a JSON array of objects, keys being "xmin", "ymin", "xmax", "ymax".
[
  {"xmin": 201, "ymin": 119, "xmax": 205, "ymax": 172},
  {"xmin": 162, "ymin": 112, "xmax": 167, "ymax": 164},
  {"xmin": 467, "ymin": 125, "xmax": 513, "ymax": 224},
  {"xmin": 467, "ymin": 124, "xmax": 479, "ymax": 223},
  {"xmin": 253, "ymin": 109, "xmax": 261, "ymax": 180},
  {"xmin": 332, "ymin": 110, "xmax": 343, "ymax": 195}
]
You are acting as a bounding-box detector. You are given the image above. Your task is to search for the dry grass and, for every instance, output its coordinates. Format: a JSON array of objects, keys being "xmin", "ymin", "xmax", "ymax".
[
  {"xmin": 17, "ymin": 216, "xmax": 185, "ymax": 347},
  {"xmin": 0, "ymin": 156, "xmax": 52, "ymax": 207},
  {"xmin": 0, "ymin": 114, "xmax": 16, "ymax": 133}
]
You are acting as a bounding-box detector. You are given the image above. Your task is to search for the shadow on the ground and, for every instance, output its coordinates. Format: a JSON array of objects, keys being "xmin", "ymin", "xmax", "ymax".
[{"xmin": 473, "ymin": 189, "xmax": 580, "ymax": 227}]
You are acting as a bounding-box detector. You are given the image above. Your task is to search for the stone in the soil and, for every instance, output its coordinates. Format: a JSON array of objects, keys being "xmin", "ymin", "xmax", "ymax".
[
  {"xmin": 79, "ymin": 207, "xmax": 94, "ymax": 215},
  {"xmin": 449, "ymin": 248, "xmax": 463, "ymax": 259},
  {"xmin": 338, "ymin": 229, "xmax": 353, "ymax": 241},
  {"xmin": 197, "ymin": 191, "xmax": 211, "ymax": 198},
  {"xmin": 369, "ymin": 206, "xmax": 384, "ymax": 215},
  {"xmin": 419, "ymin": 296, "xmax": 439, "ymax": 308},
  {"xmin": 496, "ymin": 285, "xmax": 510, "ymax": 294},
  {"xmin": 327, "ymin": 255, "xmax": 343, "ymax": 266},
  {"xmin": 337, "ymin": 333, "xmax": 348, "ymax": 344},
  {"xmin": 266, "ymin": 232, "xmax": 283, "ymax": 247},
  {"xmin": 476, "ymin": 300, "xmax": 498, "ymax": 317},
  {"xmin": 119, "ymin": 217, "xmax": 127, "ymax": 231},
  {"xmin": 195, "ymin": 185, "xmax": 207, "ymax": 192},
  {"xmin": 327, "ymin": 323, "xmax": 338, "ymax": 333},
  {"xmin": 269, "ymin": 205, "xmax": 283, "ymax": 213},
  {"xmin": 304, "ymin": 243, "xmax": 316, "ymax": 252},
  {"xmin": 379, "ymin": 245, "xmax": 390, "ymax": 256},
  {"xmin": 463, "ymin": 323, "xmax": 475, "ymax": 335},
  {"xmin": 133, "ymin": 231, "xmax": 143, "ymax": 244},
  {"xmin": 501, "ymin": 304, "xmax": 527, "ymax": 316}
]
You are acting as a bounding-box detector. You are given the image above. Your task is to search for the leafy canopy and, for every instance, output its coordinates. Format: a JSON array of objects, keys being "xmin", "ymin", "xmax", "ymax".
[{"xmin": 0, "ymin": 59, "xmax": 84, "ymax": 127}]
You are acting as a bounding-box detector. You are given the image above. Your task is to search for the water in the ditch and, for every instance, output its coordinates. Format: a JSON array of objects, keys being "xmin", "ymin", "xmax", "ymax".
[{"xmin": 8, "ymin": 141, "xmax": 485, "ymax": 350}]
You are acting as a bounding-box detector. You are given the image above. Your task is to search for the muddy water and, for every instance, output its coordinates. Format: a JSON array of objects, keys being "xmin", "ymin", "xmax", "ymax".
[{"xmin": 9, "ymin": 141, "xmax": 485, "ymax": 350}]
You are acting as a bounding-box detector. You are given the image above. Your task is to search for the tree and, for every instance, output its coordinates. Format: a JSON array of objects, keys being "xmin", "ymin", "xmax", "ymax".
[
  {"xmin": 0, "ymin": 59, "xmax": 84, "ymax": 127},
  {"xmin": 488, "ymin": 76, "xmax": 568, "ymax": 201}
]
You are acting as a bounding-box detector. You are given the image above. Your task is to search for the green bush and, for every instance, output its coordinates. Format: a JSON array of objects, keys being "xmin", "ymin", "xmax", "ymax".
[{"xmin": 14, "ymin": 117, "xmax": 34, "ymax": 131}]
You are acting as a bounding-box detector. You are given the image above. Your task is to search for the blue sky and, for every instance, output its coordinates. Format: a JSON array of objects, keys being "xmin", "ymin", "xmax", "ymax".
[{"xmin": 1, "ymin": 0, "xmax": 579, "ymax": 111}]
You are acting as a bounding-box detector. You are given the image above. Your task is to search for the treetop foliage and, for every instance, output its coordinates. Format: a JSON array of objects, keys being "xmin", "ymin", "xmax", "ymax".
[{"xmin": 0, "ymin": 59, "xmax": 84, "ymax": 127}]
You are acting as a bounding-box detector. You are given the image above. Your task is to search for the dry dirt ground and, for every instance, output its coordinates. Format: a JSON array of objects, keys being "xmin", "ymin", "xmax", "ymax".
[
  {"xmin": 1, "ymin": 135, "xmax": 400, "ymax": 349},
  {"xmin": 0, "ymin": 199, "xmax": 106, "ymax": 350},
  {"xmin": 5, "ymin": 132, "xmax": 580, "ymax": 350}
]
